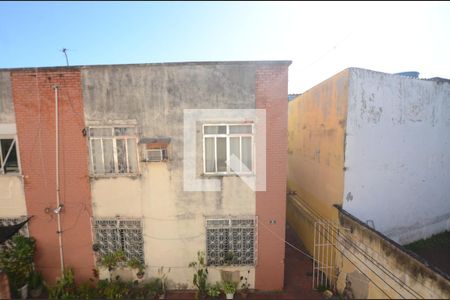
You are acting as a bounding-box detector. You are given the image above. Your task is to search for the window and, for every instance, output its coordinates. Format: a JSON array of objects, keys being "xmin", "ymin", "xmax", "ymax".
[
  {"xmin": 93, "ymin": 219, "xmax": 144, "ymax": 263},
  {"xmin": 0, "ymin": 138, "xmax": 19, "ymax": 174},
  {"xmin": 206, "ymin": 217, "xmax": 257, "ymax": 266},
  {"xmin": 203, "ymin": 124, "xmax": 254, "ymax": 174},
  {"xmin": 88, "ymin": 126, "xmax": 139, "ymax": 175}
]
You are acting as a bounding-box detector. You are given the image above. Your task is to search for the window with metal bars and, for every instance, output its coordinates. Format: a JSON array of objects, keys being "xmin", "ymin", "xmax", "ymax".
[
  {"xmin": 0, "ymin": 137, "xmax": 19, "ymax": 174},
  {"xmin": 203, "ymin": 124, "xmax": 254, "ymax": 175},
  {"xmin": 88, "ymin": 126, "xmax": 139, "ymax": 175},
  {"xmin": 93, "ymin": 219, "xmax": 144, "ymax": 264},
  {"xmin": 205, "ymin": 217, "xmax": 257, "ymax": 266}
]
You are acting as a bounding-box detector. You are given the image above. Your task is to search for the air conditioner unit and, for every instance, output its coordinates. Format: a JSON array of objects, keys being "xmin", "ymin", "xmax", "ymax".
[{"xmin": 146, "ymin": 149, "xmax": 167, "ymax": 162}]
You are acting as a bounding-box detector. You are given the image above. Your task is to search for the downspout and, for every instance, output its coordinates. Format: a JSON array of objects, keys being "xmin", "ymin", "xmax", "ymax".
[{"xmin": 54, "ymin": 85, "xmax": 65, "ymax": 276}]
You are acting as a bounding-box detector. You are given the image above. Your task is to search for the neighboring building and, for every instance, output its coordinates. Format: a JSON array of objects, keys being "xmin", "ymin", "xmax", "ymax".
[
  {"xmin": 287, "ymin": 67, "xmax": 450, "ymax": 249},
  {"xmin": 0, "ymin": 60, "xmax": 290, "ymax": 290}
]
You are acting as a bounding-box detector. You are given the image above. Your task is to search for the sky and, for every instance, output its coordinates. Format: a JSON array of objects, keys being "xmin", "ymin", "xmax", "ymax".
[{"xmin": 0, "ymin": 1, "xmax": 449, "ymax": 93}]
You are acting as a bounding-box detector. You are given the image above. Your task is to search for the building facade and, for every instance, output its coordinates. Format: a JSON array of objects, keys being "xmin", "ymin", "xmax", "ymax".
[
  {"xmin": 287, "ymin": 67, "xmax": 450, "ymax": 248},
  {"xmin": 0, "ymin": 60, "xmax": 290, "ymax": 290}
]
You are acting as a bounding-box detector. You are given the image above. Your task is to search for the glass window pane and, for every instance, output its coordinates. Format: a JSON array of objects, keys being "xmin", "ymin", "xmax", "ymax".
[
  {"xmin": 229, "ymin": 137, "xmax": 240, "ymax": 172},
  {"xmin": 204, "ymin": 125, "xmax": 226, "ymax": 134},
  {"xmin": 0, "ymin": 139, "xmax": 18, "ymax": 173},
  {"xmin": 103, "ymin": 139, "xmax": 115, "ymax": 173},
  {"xmin": 205, "ymin": 137, "xmax": 215, "ymax": 172},
  {"xmin": 91, "ymin": 139, "xmax": 105, "ymax": 174},
  {"xmin": 217, "ymin": 137, "xmax": 227, "ymax": 172},
  {"xmin": 229, "ymin": 125, "xmax": 252, "ymax": 134},
  {"xmin": 242, "ymin": 137, "xmax": 252, "ymax": 172},
  {"xmin": 127, "ymin": 139, "xmax": 138, "ymax": 173},
  {"xmin": 116, "ymin": 139, "xmax": 127, "ymax": 173}
]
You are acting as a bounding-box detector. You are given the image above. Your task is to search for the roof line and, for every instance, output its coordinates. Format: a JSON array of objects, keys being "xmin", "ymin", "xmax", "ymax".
[{"xmin": 0, "ymin": 60, "xmax": 292, "ymax": 72}]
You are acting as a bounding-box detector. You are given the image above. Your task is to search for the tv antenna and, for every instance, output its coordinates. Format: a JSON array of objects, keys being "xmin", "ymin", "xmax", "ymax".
[{"xmin": 61, "ymin": 48, "xmax": 70, "ymax": 66}]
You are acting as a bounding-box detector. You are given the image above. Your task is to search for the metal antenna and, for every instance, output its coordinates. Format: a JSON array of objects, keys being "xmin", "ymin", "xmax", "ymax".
[{"xmin": 61, "ymin": 48, "xmax": 70, "ymax": 66}]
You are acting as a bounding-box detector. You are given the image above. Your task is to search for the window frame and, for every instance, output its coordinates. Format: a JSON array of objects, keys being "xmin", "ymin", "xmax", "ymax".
[
  {"xmin": 202, "ymin": 124, "xmax": 255, "ymax": 175},
  {"xmin": 0, "ymin": 135, "xmax": 21, "ymax": 175},
  {"xmin": 93, "ymin": 218, "xmax": 145, "ymax": 264},
  {"xmin": 205, "ymin": 216, "xmax": 258, "ymax": 267},
  {"xmin": 88, "ymin": 126, "xmax": 140, "ymax": 176}
]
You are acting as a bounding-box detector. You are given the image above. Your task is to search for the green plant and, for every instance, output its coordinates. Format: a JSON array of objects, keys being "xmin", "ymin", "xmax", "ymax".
[
  {"xmin": 222, "ymin": 281, "xmax": 237, "ymax": 294},
  {"xmin": 77, "ymin": 281, "xmax": 97, "ymax": 300},
  {"xmin": 96, "ymin": 277, "xmax": 131, "ymax": 299},
  {"xmin": 206, "ymin": 282, "xmax": 221, "ymax": 297},
  {"xmin": 224, "ymin": 251, "xmax": 235, "ymax": 265},
  {"xmin": 98, "ymin": 250, "xmax": 127, "ymax": 272},
  {"xmin": 0, "ymin": 235, "xmax": 36, "ymax": 295},
  {"xmin": 48, "ymin": 268, "xmax": 77, "ymax": 299},
  {"xmin": 28, "ymin": 270, "xmax": 43, "ymax": 290},
  {"xmin": 128, "ymin": 258, "xmax": 146, "ymax": 277},
  {"xmin": 188, "ymin": 251, "xmax": 208, "ymax": 300},
  {"xmin": 144, "ymin": 277, "xmax": 163, "ymax": 298},
  {"xmin": 157, "ymin": 266, "xmax": 171, "ymax": 295}
]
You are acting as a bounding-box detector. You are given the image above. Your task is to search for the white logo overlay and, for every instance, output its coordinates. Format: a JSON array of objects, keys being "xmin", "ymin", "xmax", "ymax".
[{"xmin": 183, "ymin": 109, "xmax": 266, "ymax": 192}]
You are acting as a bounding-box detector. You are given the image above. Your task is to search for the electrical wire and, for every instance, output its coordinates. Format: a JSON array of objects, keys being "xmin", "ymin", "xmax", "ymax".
[{"xmin": 290, "ymin": 194, "xmax": 430, "ymax": 298}]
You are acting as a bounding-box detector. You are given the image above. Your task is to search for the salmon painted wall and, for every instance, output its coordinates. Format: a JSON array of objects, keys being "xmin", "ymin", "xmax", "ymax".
[
  {"xmin": 255, "ymin": 64, "xmax": 289, "ymax": 290},
  {"xmin": 11, "ymin": 68, "xmax": 94, "ymax": 283},
  {"xmin": 287, "ymin": 69, "xmax": 350, "ymax": 253}
]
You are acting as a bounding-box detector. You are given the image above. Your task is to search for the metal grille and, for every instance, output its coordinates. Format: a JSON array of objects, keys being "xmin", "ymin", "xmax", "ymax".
[
  {"xmin": 93, "ymin": 219, "xmax": 144, "ymax": 263},
  {"xmin": 206, "ymin": 217, "xmax": 257, "ymax": 266},
  {"xmin": 0, "ymin": 217, "xmax": 29, "ymax": 250},
  {"xmin": 313, "ymin": 220, "xmax": 337, "ymax": 290}
]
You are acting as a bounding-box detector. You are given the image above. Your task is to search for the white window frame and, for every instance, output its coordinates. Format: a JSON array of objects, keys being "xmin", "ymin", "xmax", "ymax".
[
  {"xmin": 202, "ymin": 124, "xmax": 255, "ymax": 175},
  {"xmin": 0, "ymin": 135, "xmax": 21, "ymax": 175},
  {"xmin": 88, "ymin": 126, "xmax": 140, "ymax": 176},
  {"xmin": 205, "ymin": 216, "xmax": 258, "ymax": 266}
]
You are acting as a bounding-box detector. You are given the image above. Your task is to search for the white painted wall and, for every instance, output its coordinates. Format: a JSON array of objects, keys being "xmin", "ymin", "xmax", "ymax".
[
  {"xmin": 0, "ymin": 176, "xmax": 27, "ymax": 217},
  {"xmin": 343, "ymin": 68, "xmax": 450, "ymax": 244}
]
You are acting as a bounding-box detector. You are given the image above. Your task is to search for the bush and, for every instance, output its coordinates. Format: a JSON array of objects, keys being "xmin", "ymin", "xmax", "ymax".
[
  {"xmin": 48, "ymin": 268, "xmax": 77, "ymax": 299},
  {"xmin": 0, "ymin": 235, "xmax": 36, "ymax": 296}
]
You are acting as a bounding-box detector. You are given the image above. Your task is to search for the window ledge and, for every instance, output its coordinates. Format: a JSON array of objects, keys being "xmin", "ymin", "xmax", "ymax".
[
  {"xmin": 89, "ymin": 173, "xmax": 141, "ymax": 179},
  {"xmin": 0, "ymin": 173, "xmax": 22, "ymax": 177},
  {"xmin": 201, "ymin": 173, "xmax": 255, "ymax": 178}
]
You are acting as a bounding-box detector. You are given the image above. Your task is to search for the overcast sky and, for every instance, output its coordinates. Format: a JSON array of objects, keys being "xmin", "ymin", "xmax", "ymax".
[{"xmin": 0, "ymin": 1, "xmax": 449, "ymax": 93}]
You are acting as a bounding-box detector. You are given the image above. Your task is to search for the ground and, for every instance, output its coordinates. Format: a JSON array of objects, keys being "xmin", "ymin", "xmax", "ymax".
[{"xmin": 404, "ymin": 230, "xmax": 450, "ymax": 276}]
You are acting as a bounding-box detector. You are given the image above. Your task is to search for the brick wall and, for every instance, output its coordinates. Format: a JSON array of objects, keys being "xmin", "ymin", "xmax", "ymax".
[
  {"xmin": 0, "ymin": 271, "xmax": 11, "ymax": 300},
  {"xmin": 255, "ymin": 64, "xmax": 289, "ymax": 290},
  {"xmin": 11, "ymin": 69, "xmax": 93, "ymax": 283}
]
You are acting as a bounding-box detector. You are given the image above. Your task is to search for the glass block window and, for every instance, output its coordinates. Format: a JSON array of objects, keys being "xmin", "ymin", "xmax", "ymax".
[
  {"xmin": 0, "ymin": 217, "xmax": 29, "ymax": 250},
  {"xmin": 88, "ymin": 126, "xmax": 139, "ymax": 175},
  {"xmin": 93, "ymin": 219, "xmax": 144, "ymax": 263},
  {"xmin": 206, "ymin": 216, "xmax": 257, "ymax": 266}
]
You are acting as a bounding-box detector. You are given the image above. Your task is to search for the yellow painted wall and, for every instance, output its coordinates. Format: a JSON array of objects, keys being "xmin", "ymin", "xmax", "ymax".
[
  {"xmin": 91, "ymin": 162, "xmax": 256, "ymax": 289},
  {"xmin": 0, "ymin": 176, "xmax": 27, "ymax": 217},
  {"xmin": 287, "ymin": 69, "xmax": 350, "ymax": 253}
]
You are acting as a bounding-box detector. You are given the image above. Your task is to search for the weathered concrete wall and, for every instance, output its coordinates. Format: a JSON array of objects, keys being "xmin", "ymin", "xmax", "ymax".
[
  {"xmin": 336, "ymin": 209, "xmax": 450, "ymax": 299},
  {"xmin": 81, "ymin": 63, "xmax": 287, "ymax": 289},
  {"xmin": 344, "ymin": 68, "xmax": 450, "ymax": 244},
  {"xmin": 0, "ymin": 71, "xmax": 27, "ymax": 219},
  {"xmin": 287, "ymin": 69, "xmax": 350, "ymax": 254},
  {"xmin": 0, "ymin": 71, "xmax": 14, "ymax": 123}
]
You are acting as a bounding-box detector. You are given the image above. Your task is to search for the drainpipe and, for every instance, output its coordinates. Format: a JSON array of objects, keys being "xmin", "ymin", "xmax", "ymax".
[{"xmin": 54, "ymin": 85, "xmax": 65, "ymax": 276}]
